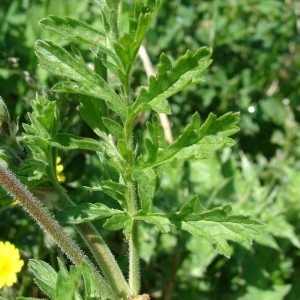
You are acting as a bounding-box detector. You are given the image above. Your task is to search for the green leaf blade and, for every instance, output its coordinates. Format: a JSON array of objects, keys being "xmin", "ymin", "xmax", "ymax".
[
  {"xmin": 28, "ymin": 260, "xmax": 57, "ymax": 299},
  {"xmin": 132, "ymin": 47, "xmax": 212, "ymax": 114},
  {"xmin": 103, "ymin": 213, "xmax": 132, "ymax": 236},
  {"xmin": 79, "ymin": 96, "xmax": 108, "ymax": 138},
  {"xmin": 56, "ymin": 203, "xmax": 123, "ymax": 224},
  {"xmin": 35, "ymin": 40, "xmax": 127, "ymax": 119},
  {"xmin": 82, "ymin": 261, "xmax": 101, "ymax": 299},
  {"xmin": 172, "ymin": 204, "xmax": 264, "ymax": 258},
  {"xmin": 49, "ymin": 133, "xmax": 103, "ymax": 152},
  {"xmin": 132, "ymin": 168, "xmax": 156, "ymax": 213},
  {"xmin": 134, "ymin": 212, "xmax": 172, "ymax": 233},
  {"xmin": 102, "ymin": 118, "xmax": 124, "ymax": 139},
  {"xmin": 55, "ymin": 266, "xmax": 81, "ymax": 300},
  {"xmin": 136, "ymin": 112, "xmax": 240, "ymax": 169},
  {"xmin": 39, "ymin": 16, "xmax": 104, "ymax": 44},
  {"xmin": 101, "ymin": 180, "xmax": 128, "ymax": 210}
]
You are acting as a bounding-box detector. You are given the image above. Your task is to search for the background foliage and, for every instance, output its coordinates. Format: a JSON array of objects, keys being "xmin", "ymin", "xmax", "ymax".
[{"xmin": 0, "ymin": 0, "xmax": 299, "ymax": 299}]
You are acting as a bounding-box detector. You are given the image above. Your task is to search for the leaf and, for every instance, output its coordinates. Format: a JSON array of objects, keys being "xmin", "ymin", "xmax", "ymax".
[
  {"xmin": 96, "ymin": 142, "xmax": 126, "ymax": 174},
  {"xmin": 100, "ymin": 58, "xmax": 126, "ymax": 81},
  {"xmin": 79, "ymin": 95, "xmax": 108, "ymax": 138},
  {"xmin": 56, "ymin": 203, "xmax": 123, "ymax": 224},
  {"xmin": 136, "ymin": 112, "xmax": 240, "ymax": 169},
  {"xmin": 19, "ymin": 95, "xmax": 59, "ymax": 188},
  {"xmin": 147, "ymin": 115, "xmax": 167, "ymax": 150},
  {"xmin": 39, "ymin": 16, "xmax": 104, "ymax": 45},
  {"xmin": 82, "ymin": 261, "xmax": 101, "ymax": 299},
  {"xmin": 101, "ymin": 180, "xmax": 128, "ymax": 210},
  {"xmin": 55, "ymin": 266, "xmax": 81, "ymax": 300},
  {"xmin": 103, "ymin": 213, "xmax": 132, "ymax": 236},
  {"xmin": 134, "ymin": 197, "xmax": 264, "ymax": 258},
  {"xmin": 95, "ymin": 0, "xmax": 123, "ymax": 41},
  {"xmin": 34, "ymin": 40, "xmax": 126, "ymax": 119},
  {"xmin": 134, "ymin": 212, "xmax": 172, "ymax": 233},
  {"xmin": 102, "ymin": 117, "xmax": 124, "ymax": 139},
  {"xmin": 57, "ymin": 257, "xmax": 69, "ymax": 279},
  {"xmin": 48, "ymin": 133, "xmax": 125, "ymax": 173},
  {"xmin": 132, "ymin": 47, "xmax": 212, "ymax": 114},
  {"xmin": 28, "ymin": 260, "xmax": 57, "ymax": 299},
  {"xmin": 142, "ymin": 115, "xmax": 167, "ymax": 164},
  {"xmin": 172, "ymin": 205, "xmax": 264, "ymax": 258},
  {"xmin": 114, "ymin": 0, "xmax": 158, "ymax": 73},
  {"xmin": 25, "ymin": 95, "xmax": 59, "ymax": 139},
  {"xmin": 19, "ymin": 158, "xmax": 48, "ymax": 183},
  {"xmin": 177, "ymin": 194, "xmax": 202, "ymax": 216},
  {"xmin": 132, "ymin": 168, "xmax": 156, "ymax": 213},
  {"xmin": 117, "ymin": 139, "xmax": 128, "ymax": 160},
  {"xmin": 57, "ymin": 258, "xmax": 83, "ymax": 300},
  {"xmin": 49, "ymin": 133, "xmax": 103, "ymax": 152}
]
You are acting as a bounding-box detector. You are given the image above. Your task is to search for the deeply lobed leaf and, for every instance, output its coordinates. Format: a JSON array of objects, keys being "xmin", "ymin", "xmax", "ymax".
[
  {"xmin": 19, "ymin": 95, "xmax": 59, "ymax": 188},
  {"xmin": 136, "ymin": 112, "xmax": 240, "ymax": 169},
  {"xmin": 132, "ymin": 47, "xmax": 213, "ymax": 114},
  {"xmin": 34, "ymin": 40, "xmax": 127, "ymax": 119},
  {"xmin": 134, "ymin": 197, "xmax": 264, "ymax": 257}
]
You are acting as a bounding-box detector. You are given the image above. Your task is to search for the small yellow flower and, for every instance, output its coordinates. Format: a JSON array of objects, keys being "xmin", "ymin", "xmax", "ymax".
[
  {"xmin": 56, "ymin": 156, "xmax": 66, "ymax": 183},
  {"xmin": 0, "ymin": 241, "xmax": 24, "ymax": 289}
]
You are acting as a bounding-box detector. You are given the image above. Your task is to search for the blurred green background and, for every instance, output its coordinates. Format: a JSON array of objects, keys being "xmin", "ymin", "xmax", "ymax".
[{"xmin": 1, "ymin": 0, "xmax": 300, "ymax": 299}]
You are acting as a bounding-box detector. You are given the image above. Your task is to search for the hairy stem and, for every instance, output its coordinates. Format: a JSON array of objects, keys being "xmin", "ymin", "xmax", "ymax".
[
  {"xmin": 0, "ymin": 163, "xmax": 115, "ymax": 299},
  {"xmin": 52, "ymin": 179, "xmax": 131, "ymax": 299},
  {"xmin": 125, "ymin": 111, "xmax": 141, "ymax": 295},
  {"xmin": 129, "ymin": 219, "xmax": 140, "ymax": 295}
]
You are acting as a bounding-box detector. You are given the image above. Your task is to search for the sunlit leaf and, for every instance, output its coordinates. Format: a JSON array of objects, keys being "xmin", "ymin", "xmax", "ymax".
[
  {"xmin": 137, "ymin": 112, "xmax": 240, "ymax": 169},
  {"xmin": 39, "ymin": 16, "xmax": 104, "ymax": 44},
  {"xmin": 34, "ymin": 40, "xmax": 126, "ymax": 119},
  {"xmin": 132, "ymin": 47, "xmax": 212, "ymax": 114}
]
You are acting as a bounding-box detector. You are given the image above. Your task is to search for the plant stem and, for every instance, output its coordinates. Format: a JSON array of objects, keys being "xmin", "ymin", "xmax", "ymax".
[
  {"xmin": 129, "ymin": 219, "xmax": 141, "ymax": 295},
  {"xmin": 0, "ymin": 163, "xmax": 115, "ymax": 299},
  {"xmin": 125, "ymin": 110, "xmax": 141, "ymax": 295},
  {"xmin": 51, "ymin": 179, "xmax": 131, "ymax": 299}
]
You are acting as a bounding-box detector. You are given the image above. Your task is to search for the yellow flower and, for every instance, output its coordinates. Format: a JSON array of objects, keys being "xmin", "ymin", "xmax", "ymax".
[
  {"xmin": 56, "ymin": 156, "xmax": 66, "ymax": 183},
  {"xmin": 0, "ymin": 241, "xmax": 24, "ymax": 289}
]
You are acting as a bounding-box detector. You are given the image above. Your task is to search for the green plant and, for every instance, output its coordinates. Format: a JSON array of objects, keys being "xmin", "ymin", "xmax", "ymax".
[{"xmin": 0, "ymin": 0, "xmax": 264, "ymax": 299}]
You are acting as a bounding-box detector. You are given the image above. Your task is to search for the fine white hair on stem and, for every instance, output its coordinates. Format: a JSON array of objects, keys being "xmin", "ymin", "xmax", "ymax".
[{"xmin": 0, "ymin": 162, "xmax": 114, "ymax": 298}]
